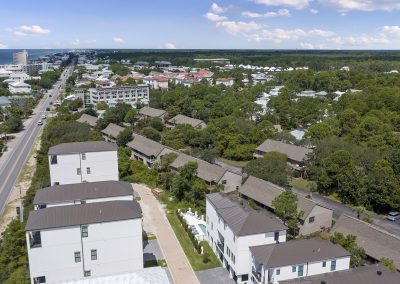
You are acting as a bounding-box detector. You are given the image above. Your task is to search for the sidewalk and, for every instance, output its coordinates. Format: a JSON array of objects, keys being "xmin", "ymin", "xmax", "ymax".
[{"xmin": 133, "ymin": 183, "xmax": 200, "ymax": 284}]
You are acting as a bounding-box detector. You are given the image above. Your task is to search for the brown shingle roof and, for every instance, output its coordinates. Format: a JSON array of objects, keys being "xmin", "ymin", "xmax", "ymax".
[
  {"xmin": 48, "ymin": 141, "xmax": 117, "ymax": 155},
  {"xmin": 33, "ymin": 181, "xmax": 133, "ymax": 205},
  {"xmin": 139, "ymin": 106, "xmax": 166, "ymax": 118},
  {"xmin": 279, "ymin": 264, "xmax": 400, "ymax": 284},
  {"xmin": 127, "ymin": 133, "xmax": 165, "ymax": 157},
  {"xmin": 25, "ymin": 200, "xmax": 142, "ymax": 231},
  {"xmin": 170, "ymin": 153, "xmax": 226, "ymax": 183},
  {"xmin": 168, "ymin": 114, "xmax": 206, "ymax": 128},
  {"xmin": 239, "ymin": 176, "xmax": 327, "ymax": 220},
  {"xmin": 256, "ymin": 139, "xmax": 312, "ymax": 163},
  {"xmin": 76, "ymin": 114, "xmax": 98, "ymax": 127},
  {"xmin": 251, "ymin": 238, "xmax": 349, "ymax": 268},
  {"xmin": 101, "ymin": 123, "xmax": 125, "ymax": 138},
  {"xmin": 206, "ymin": 192, "xmax": 286, "ymax": 236},
  {"xmin": 332, "ymin": 214, "xmax": 400, "ymax": 270}
]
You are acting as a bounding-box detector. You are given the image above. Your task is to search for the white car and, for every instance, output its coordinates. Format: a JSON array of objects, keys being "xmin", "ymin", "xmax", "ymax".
[
  {"xmin": 41, "ymin": 114, "xmax": 46, "ymax": 119},
  {"xmin": 387, "ymin": 212, "xmax": 400, "ymax": 222},
  {"xmin": 37, "ymin": 120, "xmax": 43, "ymax": 126}
]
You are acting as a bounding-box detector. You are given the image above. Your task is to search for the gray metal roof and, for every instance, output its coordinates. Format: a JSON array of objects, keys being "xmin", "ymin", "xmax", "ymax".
[
  {"xmin": 278, "ymin": 264, "xmax": 400, "ymax": 284},
  {"xmin": 170, "ymin": 153, "xmax": 226, "ymax": 183},
  {"xmin": 77, "ymin": 114, "xmax": 98, "ymax": 127},
  {"xmin": 168, "ymin": 114, "xmax": 206, "ymax": 128},
  {"xmin": 251, "ymin": 238, "xmax": 350, "ymax": 268},
  {"xmin": 206, "ymin": 192, "xmax": 286, "ymax": 236},
  {"xmin": 139, "ymin": 106, "xmax": 166, "ymax": 118},
  {"xmin": 240, "ymin": 176, "xmax": 328, "ymax": 220},
  {"xmin": 332, "ymin": 214, "xmax": 400, "ymax": 270},
  {"xmin": 25, "ymin": 200, "xmax": 142, "ymax": 231},
  {"xmin": 33, "ymin": 181, "xmax": 133, "ymax": 205},
  {"xmin": 48, "ymin": 141, "xmax": 118, "ymax": 155},
  {"xmin": 256, "ymin": 139, "xmax": 312, "ymax": 163},
  {"xmin": 127, "ymin": 133, "xmax": 165, "ymax": 157},
  {"xmin": 101, "ymin": 123, "xmax": 125, "ymax": 138}
]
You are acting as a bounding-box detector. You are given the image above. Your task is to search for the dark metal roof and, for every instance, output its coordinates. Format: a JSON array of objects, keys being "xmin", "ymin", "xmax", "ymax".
[
  {"xmin": 278, "ymin": 264, "xmax": 400, "ymax": 284},
  {"xmin": 256, "ymin": 139, "xmax": 312, "ymax": 163},
  {"xmin": 33, "ymin": 181, "xmax": 133, "ymax": 205},
  {"xmin": 168, "ymin": 114, "xmax": 206, "ymax": 128},
  {"xmin": 251, "ymin": 238, "xmax": 350, "ymax": 268},
  {"xmin": 206, "ymin": 192, "xmax": 287, "ymax": 236},
  {"xmin": 25, "ymin": 200, "xmax": 142, "ymax": 231},
  {"xmin": 127, "ymin": 133, "xmax": 165, "ymax": 157},
  {"xmin": 139, "ymin": 106, "xmax": 166, "ymax": 118},
  {"xmin": 101, "ymin": 123, "xmax": 125, "ymax": 138},
  {"xmin": 77, "ymin": 114, "xmax": 98, "ymax": 127},
  {"xmin": 332, "ymin": 214, "xmax": 400, "ymax": 270},
  {"xmin": 48, "ymin": 141, "xmax": 118, "ymax": 155}
]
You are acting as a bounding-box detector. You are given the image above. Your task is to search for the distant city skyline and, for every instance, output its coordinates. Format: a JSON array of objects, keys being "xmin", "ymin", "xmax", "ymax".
[{"xmin": 1, "ymin": 0, "xmax": 400, "ymax": 50}]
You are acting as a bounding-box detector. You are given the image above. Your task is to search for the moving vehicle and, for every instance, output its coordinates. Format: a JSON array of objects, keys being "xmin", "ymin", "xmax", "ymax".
[
  {"xmin": 387, "ymin": 212, "xmax": 400, "ymax": 221},
  {"xmin": 37, "ymin": 120, "xmax": 43, "ymax": 126},
  {"xmin": 41, "ymin": 114, "xmax": 46, "ymax": 119}
]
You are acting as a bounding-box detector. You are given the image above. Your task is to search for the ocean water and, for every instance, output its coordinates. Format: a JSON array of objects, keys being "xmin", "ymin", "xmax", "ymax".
[{"xmin": 0, "ymin": 49, "xmax": 69, "ymax": 64}]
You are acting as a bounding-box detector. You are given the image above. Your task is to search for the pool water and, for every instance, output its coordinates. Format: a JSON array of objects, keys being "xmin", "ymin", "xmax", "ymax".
[{"xmin": 198, "ymin": 224, "xmax": 207, "ymax": 234}]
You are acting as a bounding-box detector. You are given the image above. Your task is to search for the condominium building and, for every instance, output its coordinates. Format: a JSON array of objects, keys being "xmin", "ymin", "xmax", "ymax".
[
  {"xmin": 8, "ymin": 81, "xmax": 32, "ymax": 94},
  {"xmin": 48, "ymin": 141, "xmax": 118, "ymax": 185},
  {"xmin": 206, "ymin": 192, "xmax": 287, "ymax": 283},
  {"xmin": 13, "ymin": 50, "xmax": 28, "ymax": 65},
  {"xmin": 26, "ymin": 200, "xmax": 143, "ymax": 283},
  {"xmin": 74, "ymin": 85, "xmax": 149, "ymax": 108}
]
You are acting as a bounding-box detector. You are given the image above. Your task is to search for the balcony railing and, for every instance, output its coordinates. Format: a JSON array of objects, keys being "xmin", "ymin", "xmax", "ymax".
[
  {"xmin": 252, "ymin": 269, "xmax": 263, "ymax": 283},
  {"xmin": 217, "ymin": 241, "xmax": 224, "ymax": 252}
]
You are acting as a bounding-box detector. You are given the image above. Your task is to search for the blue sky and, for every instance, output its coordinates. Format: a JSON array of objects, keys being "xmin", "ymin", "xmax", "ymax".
[{"xmin": 1, "ymin": 0, "xmax": 400, "ymax": 49}]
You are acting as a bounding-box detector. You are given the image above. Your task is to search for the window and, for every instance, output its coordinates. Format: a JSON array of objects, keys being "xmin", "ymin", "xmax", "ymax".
[
  {"xmin": 86, "ymin": 167, "xmax": 91, "ymax": 174},
  {"xmin": 298, "ymin": 265, "xmax": 304, "ymax": 277},
  {"xmin": 33, "ymin": 276, "xmax": 46, "ymax": 283},
  {"xmin": 330, "ymin": 260, "xmax": 336, "ymax": 271},
  {"xmin": 276, "ymin": 269, "xmax": 280, "ymax": 275},
  {"xmin": 50, "ymin": 155, "xmax": 57, "ymax": 165},
  {"xmin": 221, "ymin": 180, "xmax": 227, "ymax": 185},
  {"xmin": 309, "ymin": 216, "xmax": 315, "ymax": 223},
  {"xmin": 292, "ymin": 266, "xmax": 296, "ymax": 272},
  {"xmin": 29, "ymin": 231, "xmax": 42, "ymax": 248},
  {"xmin": 242, "ymin": 274, "xmax": 248, "ymax": 281},
  {"xmin": 81, "ymin": 226, "xmax": 88, "ymax": 238},
  {"xmin": 91, "ymin": 249, "xmax": 97, "ymax": 260},
  {"xmin": 274, "ymin": 231, "xmax": 280, "ymax": 242},
  {"xmin": 233, "ymin": 235, "xmax": 236, "ymax": 243},
  {"xmin": 81, "ymin": 153, "xmax": 86, "ymax": 160},
  {"xmin": 231, "ymin": 254, "xmax": 235, "ymax": 264},
  {"xmin": 74, "ymin": 251, "xmax": 81, "ymax": 263},
  {"xmin": 207, "ymin": 216, "xmax": 209, "ymax": 224},
  {"xmin": 84, "ymin": 270, "xmax": 91, "ymax": 277},
  {"xmin": 53, "ymin": 182, "xmax": 60, "ymax": 186},
  {"xmin": 322, "ymin": 261, "xmax": 326, "ymax": 267},
  {"xmin": 77, "ymin": 168, "xmax": 81, "ymax": 175}
]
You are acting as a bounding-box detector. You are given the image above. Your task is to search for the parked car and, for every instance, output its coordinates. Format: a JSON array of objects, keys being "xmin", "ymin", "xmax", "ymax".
[
  {"xmin": 387, "ymin": 211, "xmax": 400, "ymax": 221},
  {"xmin": 41, "ymin": 114, "xmax": 46, "ymax": 119},
  {"xmin": 37, "ymin": 120, "xmax": 43, "ymax": 126}
]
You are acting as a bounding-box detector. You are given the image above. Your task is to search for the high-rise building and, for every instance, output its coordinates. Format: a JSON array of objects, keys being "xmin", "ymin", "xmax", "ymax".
[{"xmin": 13, "ymin": 50, "xmax": 28, "ymax": 65}]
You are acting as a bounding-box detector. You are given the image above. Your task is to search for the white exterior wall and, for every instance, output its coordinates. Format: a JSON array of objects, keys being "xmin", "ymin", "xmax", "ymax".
[
  {"xmin": 206, "ymin": 199, "xmax": 286, "ymax": 283},
  {"xmin": 86, "ymin": 86, "xmax": 149, "ymax": 107},
  {"xmin": 27, "ymin": 219, "xmax": 143, "ymax": 283},
  {"xmin": 262, "ymin": 256, "xmax": 350, "ymax": 284},
  {"xmin": 49, "ymin": 151, "xmax": 118, "ymax": 185}
]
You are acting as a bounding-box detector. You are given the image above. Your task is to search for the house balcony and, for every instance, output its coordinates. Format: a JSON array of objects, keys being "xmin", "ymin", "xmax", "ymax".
[
  {"xmin": 252, "ymin": 269, "xmax": 263, "ymax": 284},
  {"xmin": 217, "ymin": 241, "xmax": 224, "ymax": 253}
]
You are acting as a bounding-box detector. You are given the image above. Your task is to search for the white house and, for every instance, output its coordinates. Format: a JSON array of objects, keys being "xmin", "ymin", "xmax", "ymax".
[
  {"xmin": 206, "ymin": 192, "xmax": 287, "ymax": 283},
  {"xmin": 250, "ymin": 238, "xmax": 350, "ymax": 284},
  {"xmin": 26, "ymin": 200, "xmax": 143, "ymax": 283},
  {"xmin": 33, "ymin": 180, "xmax": 134, "ymax": 209},
  {"xmin": 9, "ymin": 71, "xmax": 30, "ymax": 82},
  {"xmin": 143, "ymin": 76, "xmax": 169, "ymax": 90},
  {"xmin": 215, "ymin": 77, "xmax": 235, "ymax": 87},
  {"xmin": 8, "ymin": 81, "xmax": 32, "ymax": 94},
  {"xmin": 48, "ymin": 141, "xmax": 119, "ymax": 185}
]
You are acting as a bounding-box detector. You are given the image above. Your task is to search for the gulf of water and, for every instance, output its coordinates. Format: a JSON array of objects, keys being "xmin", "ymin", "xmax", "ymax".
[{"xmin": 0, "ymin": 49, "xmax": 69, "ymax": 64}]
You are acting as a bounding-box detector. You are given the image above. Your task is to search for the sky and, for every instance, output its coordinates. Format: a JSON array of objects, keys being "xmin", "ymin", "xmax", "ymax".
[{"xmin": 1, "ymin": 0, "xmax": 400, "ymax": 50}]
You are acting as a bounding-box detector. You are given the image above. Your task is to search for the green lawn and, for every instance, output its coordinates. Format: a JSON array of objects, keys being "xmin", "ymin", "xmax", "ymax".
[
  {"xmin": 144, "ymin": 259, "xmax": 167, "ymax": 268},
  {"xmin": 219, "ymin": 158, "xmax": 250, "ymax": 167},
  {"xmin": 166, "ymin": 211, "xmax": 221, "ymax": 271},
  {"xmin": 290, "ymin": 178, "xmax": 316, "ymax": 191}
]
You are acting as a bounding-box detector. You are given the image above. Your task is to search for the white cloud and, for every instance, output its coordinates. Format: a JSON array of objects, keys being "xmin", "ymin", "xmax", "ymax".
[
  {"xmin": 211, "ymin": 3, "xmax": 225, "ymax": 13},
  {"xmin": 0, "ymin": 43, "xmax": 8, "ymax": 49},
  {"xmin": 300, "ymin": 42, "xmax": 315, "ymax": 49},
  {"xmin": 163, "ymin": 42, "xmax": 176, "ymax": 49},
  {"xmin": 252, "ymin": 0, "xmax": 311, "ymax": 9},
  {"xmin": 381, "ymin": 25, "xmax": 400, "ymax": 38},
  {"xmin": 319, "ymin": 0, "xmax": 400, "ymax": 12},
  {"xmin": 205, "ymin": 12, "xmax": 227, "ymax": 21},
  {"xmin": 330, "ymin": 35, "xmax": 389, "ymax": 46},
  {"xmin": 247, "ymin": 27, "xmax": 334, "ymax": 43},
  {"xmin": 242, "ymin": 9, "xmax": 291, "ymax": 18},
  {"xmin": 72, "ymin": 39, "xmax": 81, "ymax": 46},
  {"xmin": 216, "ymin": 21, "xmax": 262, "ymax": 35},
  {"xmin": 9, "ymin": 25, "xmax": 50, "ymax": 36},
  {"xmin": 309, "ymin": 8, "xmax": 319, "ymax": 14},
  {"xmin": 113, "ymin": 37, "xmax": 125, "ymax": 44}
]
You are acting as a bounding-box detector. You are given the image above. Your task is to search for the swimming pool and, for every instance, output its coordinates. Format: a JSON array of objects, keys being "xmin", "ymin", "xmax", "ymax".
[{"xmin": 198, "ymin": 223, "xmax": 207, "ymax": 234}]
